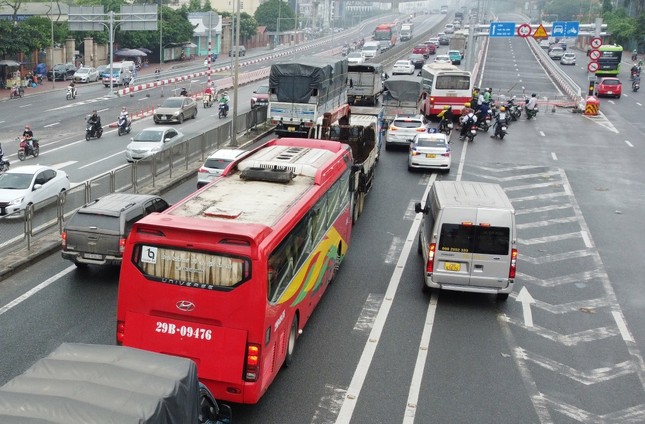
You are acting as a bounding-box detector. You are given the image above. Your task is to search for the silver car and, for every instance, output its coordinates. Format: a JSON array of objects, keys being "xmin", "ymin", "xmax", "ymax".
[
  {"xmin": 560, "ymin": 52, "xmax": 576, "ymax": 65},
  {"xmin": 73, "ymin": 67, "xmax": 100, "ymax": 83},
  {"xmin": 125, "ymin": 127, "xmax": 184, "ymax": 162},
  {"xmin": 197, "ymin": 149, "xmax": 249, "ymax": 188},
  {"xmin": 153, "ymin": 96, "xmax": 198, "ymax": 124}
]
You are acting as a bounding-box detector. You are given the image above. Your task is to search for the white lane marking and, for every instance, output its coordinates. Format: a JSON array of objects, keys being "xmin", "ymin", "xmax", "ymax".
[
  {"xmin": 456, "ymin": 136, "xmax": 468, "ymax": 181},
  {"xmin": 402, "ymin": 294, "xmax": 438, "ymax": 424},
  {"xmin": 539, "ymin": 131, "xmax": 545, "ymax": 137},
  {"xmin": 384, "ymin": 236, "xmax": 404, "ymax": 265},
  {"xmin": 612, "ymin": 311, "xmax": 635, "ymax": 342},
  {"xmin": 637, "ymin": 102, "xmax": 642, "ymax": 106},
  {"xmin": 0, "ymin": 266, "xmax": 76, "ymax": 316},
  {"xmin": 353, "ymin": 294, "xmax": 383, "ymax": 332},
  {"xmin": 79, "ymin": 150, "xmax": 127, "ymax": 169},
  {"xmin": 580, "ymin": 230, "xmax": 593, "ymax": 248},
  {"xmin": 335, "ymin": 173, "xmax": 437, "ymax": 424},
  {"xmin": 19, "ymin": 104, "xmax": 33, "ymax": 108},
  {"xmin": 625, "ymin": 140, "xmax": 634, "ymax": 147},
  {"xmin": 551, "ymin": 152, "xmax": 558, "ymax": 160},
  {"xmin": 312, "ymin": 384, "xmax": 346, "ymax": 424},
  {"xmin": 44, "ymin": 122, "xmax": 60, "ymax": 128}
]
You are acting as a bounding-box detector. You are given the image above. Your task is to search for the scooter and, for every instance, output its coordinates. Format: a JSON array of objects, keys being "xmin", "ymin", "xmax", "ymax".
[
  {"xmin": 17, "ymin": 137, "xmax": 40, "ymax": 161},
  {"xmin": 505, "ymin": 97, "xmax": 522, "ymax": 121},
  {"xmin": 525, "ymin": 105, "xmax": 538, "ymax": 120},
  {"xmin": 203, "ymin": 93, "xmax": 214, "ymax": 108},
  {"xmin": 85, "ymin": 121, "xmax": 103, "ymax": 141},
  {"xmin": 10, "ymin": 85, "xmax": 23, "ymax": 99},
  {"xmin": 633, "ymin": 79, "xmax": 640, "ymax": 92},
  {"xmin": 491, "ymin": 113, "xmax": 508, "ymax": 139},
  {"xmin": 117, "ymin": 114, "xmax": 131, "ymax": 136},
  {"xmin": 438, "ymin": 118, "xmax": 454, "ymax": 135},
  {"xmin": 464, "ymin": 123, "xmax": 478, "ymax": 142},
  {"xmin": 475, "ymin": 109, "xmax": 491, "ymax": 132},
  {"xmin": 66, "ymin": 86, "xmax": 77, "ymax": 100},
  {"xmin": 218, "ymin": 102, "xmax": 228, "ymax": 119}
]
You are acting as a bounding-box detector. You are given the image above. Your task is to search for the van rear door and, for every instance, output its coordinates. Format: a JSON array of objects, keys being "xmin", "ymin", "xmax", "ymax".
[
  {"xmin": 470, "ymin": 208, "xmax": 513, "ymax": 289},
  {"xmin": 433, "ymin": 208, "xmax": 476, "ymax": 287}
]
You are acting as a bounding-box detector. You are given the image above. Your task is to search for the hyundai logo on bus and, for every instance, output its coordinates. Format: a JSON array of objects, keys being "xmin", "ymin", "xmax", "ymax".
[{"xmin": 176, "ymin": 300, "xmax": 196, "ymax": 312}]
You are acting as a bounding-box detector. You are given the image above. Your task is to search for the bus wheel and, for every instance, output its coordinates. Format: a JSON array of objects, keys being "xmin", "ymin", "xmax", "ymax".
[
  {"xmin": 357, "ymin": 192, "xmax": 365, "ymax": 216},
  {"xmin": 284, "ymin": 316, "xmax": 299, "ymax": 368}
]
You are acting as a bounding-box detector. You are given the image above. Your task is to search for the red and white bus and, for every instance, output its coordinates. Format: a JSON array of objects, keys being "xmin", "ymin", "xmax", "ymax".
[
  {"xmin": 373, "ymin": 22, "xmax": 399, "ymax": 48},
  {"xmin": 116, "ymin": 138, "xmax": 355, "ymax": 404},
  {"xmin": 419, "ymin": 63, "xmax": 472, "ymax": 117}
]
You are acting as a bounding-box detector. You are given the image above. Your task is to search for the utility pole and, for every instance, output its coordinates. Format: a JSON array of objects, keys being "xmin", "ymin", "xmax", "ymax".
[{"xmin": 232, "ymin": 0, "xmax": 241, "ymax": 146}]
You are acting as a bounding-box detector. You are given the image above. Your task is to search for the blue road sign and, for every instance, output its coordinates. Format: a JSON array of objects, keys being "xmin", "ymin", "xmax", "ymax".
[
  {"xmin": 551, "ymin": 21, "xmax": 580, "ymax": 38},
  {"xmin": 489, "ymin": 22, "xmax": 516, "ymax": 37}
]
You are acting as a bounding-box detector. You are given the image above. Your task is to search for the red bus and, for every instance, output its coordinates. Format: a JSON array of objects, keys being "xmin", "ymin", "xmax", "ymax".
[
  {"xmin": 420, "ymin": 63, "xmax": 472, "ymax": 117},
  {"xmin": 373, "ymin": 23, "xmax": 398, "ymax": 48},
  {"xmin": 116, "ymin": 138, "xmax": 355, "ymax": 404}
]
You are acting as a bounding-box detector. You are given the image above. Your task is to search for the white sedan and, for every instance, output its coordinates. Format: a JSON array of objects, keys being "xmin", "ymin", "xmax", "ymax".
[
  {"xmin": 347, "ymin": 52, "xmax": 365, "ymax": 65},
  {"xmin": 392, "ymin": 60, "xmax": 415, "ymax": 75},
  {"xmin": 434, "ymin": 54, "xmax": 452, "ymax": 64},
  {"xmin": 0, "ymin": 165, "xmax": 70, "ymax": 216},
  {"xmin": 125, "ymin": 127, "xmax": 185, "ymax": 162},
  {"xmin": 73, "ymin": 67, "xmax": 100, "ymax": 83}
]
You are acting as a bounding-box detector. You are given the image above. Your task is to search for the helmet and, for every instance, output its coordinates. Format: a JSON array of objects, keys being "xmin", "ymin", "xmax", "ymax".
[
  {"xmin": 487, "ymin": 87, "xmax": 492, "ymax": 92},
  {"xmin": 464, "ymin": 102, "xmax": 471, "ymax": 107},
  {"xmin": 499, "ymin": 106, "xmax": 506, "ymax": 112},
  {"xmin": 531, "ymin": 93, "xmax": 537, "ymax": 97},
  {"xmin": 122, "ymin": 106, "xmax": 126, "ymax": 111},
  {"xmin": 24, "ymin": 124, "xmax": 30, "ymax": 129},
  {"xmin": 443, "ymin": 105, "xmax": 450, "ymax": 110}
]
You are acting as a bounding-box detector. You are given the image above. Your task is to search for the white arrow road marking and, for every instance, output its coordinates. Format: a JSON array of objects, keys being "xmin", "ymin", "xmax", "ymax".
[
  {"xmin": 501, "ymin": 314, "xmax": 620, "ymax": 346},
  {"xmin": 516, "ymin": 287, "xmax": 535, "ymax": 327}
]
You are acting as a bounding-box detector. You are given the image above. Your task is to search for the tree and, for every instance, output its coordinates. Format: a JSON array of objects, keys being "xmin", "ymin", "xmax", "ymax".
[
  {"xmin": 602, "ymin": 9, "xmax": 637, "ymax": 46},
  {"xmin": 543, "ymin": 0, "xmax": 598, "ymax": 23},
  {"xmin": 218, "ymin": 10, "xmax": 258, "ymax": 43},
  {"xmin": 254, "ymin": 0, "xmax": 295, "ymax": 32},
  {"xmin": 17, "ymin": 17, "xmax": 52, "ymax": 52}
]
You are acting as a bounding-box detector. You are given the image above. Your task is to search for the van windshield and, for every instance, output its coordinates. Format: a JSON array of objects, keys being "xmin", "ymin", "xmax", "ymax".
[{"xmin": 439, "ymin": 224, "xmax": 510, "ymax": 255}]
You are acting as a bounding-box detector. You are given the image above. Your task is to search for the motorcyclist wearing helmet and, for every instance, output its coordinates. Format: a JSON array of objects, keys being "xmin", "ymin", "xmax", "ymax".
[
  {"xmin": 68, "ymin": 81, "xmax": 76, "ymax": 97},
  {"xmin": 491, "ymin": 106, "xmax": 507, "ymax": 136},
  {"xmin": 119, "ymin": 106, "xmax": 130, "ymax": 127},
  {"xmin": 88, "ymin": 110, "xmax": 101, "ymax": 135},
  {"xmin": 0, "ymin": 141, "xmax": 5, "ymax": 167},
  {"xmin": 438, "ymin": 105, "xmax": 453, "ymax": 121},
  {"xmin": 203, "ymin": 83, "xmax": 214, "ymax": 104},
  {"xmin": 459, "ymin": 103, "xmax": 477, "ymax": 139},
  {"xmin": 219, "ymin": 91, "xmax": 230, "ymax": 113},
  {"xmin": 22, "ymin": 124, "xmax": 34, "ymax": 153},
  {"xmin": 180, "ymin": 87, "xmax": 188, "ymax": 96}
]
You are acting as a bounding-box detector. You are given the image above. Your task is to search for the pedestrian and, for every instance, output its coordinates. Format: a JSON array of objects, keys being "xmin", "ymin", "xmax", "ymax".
[{"xmin": 154, "ymin": 67, "xmax": 160, "ymax": 81}]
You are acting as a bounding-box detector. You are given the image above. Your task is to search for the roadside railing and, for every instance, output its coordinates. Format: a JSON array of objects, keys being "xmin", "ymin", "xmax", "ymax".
[{"xmin": 0, "ymin": 106, "xmax": 269, "ymax": 257}]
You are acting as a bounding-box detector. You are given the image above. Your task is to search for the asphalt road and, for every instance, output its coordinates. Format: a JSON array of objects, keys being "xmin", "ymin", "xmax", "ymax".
[{"xmin": 1, "ymin": 11, "xmax": 644, "ymax": 424}]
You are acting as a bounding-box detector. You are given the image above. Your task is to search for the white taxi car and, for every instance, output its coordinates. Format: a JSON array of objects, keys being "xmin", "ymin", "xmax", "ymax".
[
  {"xmin": 392, "ymin": 60, "xmax": 415, "ymax": 75},
  {"xmin": 408, "ymin": 132, "xmax": 451, "ymax": 172}
]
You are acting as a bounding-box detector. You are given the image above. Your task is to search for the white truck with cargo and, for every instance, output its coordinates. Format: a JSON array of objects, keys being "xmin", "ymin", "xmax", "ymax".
[
  {"xmin": 400, "ymin": 24, "xmax": 413, "ymax": 41},
  {"xmin": 347, "ymin": 63, "xmax": 383, "ymax": 106},
  {"xmin": 268, "ymin": 58, "xmax": 348, "ymax": 138}
]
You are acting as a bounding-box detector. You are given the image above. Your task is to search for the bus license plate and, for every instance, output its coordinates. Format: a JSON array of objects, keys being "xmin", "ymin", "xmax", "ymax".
[
  {"xmin": 288, "ymin": 126, "xmax": 296, "ymax": 132},
  {"xmin": 445, "ymin": 262, "xmax": 461, "ymax": 271},
  {"xmin": 84, "ymin": 253, "xmax": 103, "ymax": 260},
  {"xmin": 426, "ymin": 154, "xmax": 436, "ymax": 158}
]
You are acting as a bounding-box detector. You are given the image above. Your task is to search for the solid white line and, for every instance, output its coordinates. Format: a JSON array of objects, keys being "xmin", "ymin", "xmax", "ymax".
[
  {"xmin": 19, "ymin": 104, "xmax": 33, "ymax": 108},
  {"xmin": 402, "ymin": 294, "xmax": 439, "ymax": 423},
  {"xmin": 44, "ymin": 122, "xmax": 60, "ymax": 128},
  {"xmin": 539, "ymin": 131, "xmax": 545, "ymax": 137},
  {"xmin": 456, "ymin": 137, "xmax": 468, "ymax": 182},
  {"xmin": 580, "ymin": 231, "xmax": 593, "ymax": 248},
  {"xmin": 0, "ymin": 266, "xmax": 76, "ymax": 316},
  {"xmin": 335, "ymin": 174, "xmax": 437, "ymax": 424},
  {"xmin": 551, "ymin": 152, "xmax": 558, "ymax": 160},
  {"xmin": 625, "ymin": 140, "xmax": 634, "ymax": 147},
  {"xmin": 79, "ymin": 150, "xmax": 127, "ymax": 169},
  {"xmin": 612, "ymin": 311, "xmax": 634, "ymax": 342},
  {"xmin": 637, "ymin": 102, "xmax": 642, "ymax": 106}
]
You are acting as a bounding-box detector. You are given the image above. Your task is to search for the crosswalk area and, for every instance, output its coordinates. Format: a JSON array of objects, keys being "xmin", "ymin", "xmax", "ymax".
[{"xmin": 467, "ymin": 163, "xmax": 645, "ymax": 423}]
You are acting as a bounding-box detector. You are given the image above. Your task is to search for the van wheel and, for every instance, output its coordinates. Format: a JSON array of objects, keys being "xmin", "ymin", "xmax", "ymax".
[
  {"xmin": 497, "ymin": 293, "xmax": 509, "ymax": 301},
  {"xmin": 417, "ymin": 234, "xmax": 422, "ymax": 254},
  {"xmin": 284, "ymin": 316, "xmax": 298, "ymax": 368}
]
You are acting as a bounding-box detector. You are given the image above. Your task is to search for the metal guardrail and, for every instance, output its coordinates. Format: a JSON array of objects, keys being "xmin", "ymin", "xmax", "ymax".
[{"xmin": 0, "ymin": 107, "xmax": 269, "ymax": 257}]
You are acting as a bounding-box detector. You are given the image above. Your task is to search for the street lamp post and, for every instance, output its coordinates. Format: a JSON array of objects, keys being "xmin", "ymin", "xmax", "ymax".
[
  {"xmin": 159, "ymin": 0, "xmax": 163, "ymax": 64},
  {"xmin": 232, "ymin": 0, "xmax": 241, "ymax": 146},
  {"xmin": 50, "ymin": 0, "xmax": 55, "ymax": 89}
]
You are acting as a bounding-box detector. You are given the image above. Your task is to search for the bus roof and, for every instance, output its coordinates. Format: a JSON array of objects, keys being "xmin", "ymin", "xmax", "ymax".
[
  {"xmin": 167, "ymin": 141, "xmax": 345, "ymax": 231},
  {"xmin": 422, "ymin": 63, "xmax": 466, "ymax": 73}
]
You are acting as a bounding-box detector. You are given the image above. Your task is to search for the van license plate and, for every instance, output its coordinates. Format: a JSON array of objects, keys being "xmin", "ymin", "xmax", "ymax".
[
  {"xmin": 445, "ymin": 262, "xmax": 461, "ymax": 271},
  {"xmin": 426, "ymin": 154, "xmax": 436, "ymax": 158},
  {"xmin": 84, "ymin": 253, "xmax": 103, "ymax": 260}
]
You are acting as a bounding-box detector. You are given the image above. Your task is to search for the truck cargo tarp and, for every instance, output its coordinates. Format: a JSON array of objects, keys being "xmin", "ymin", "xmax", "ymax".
[
  {"xmin": 269, "ymin": 57, "xmax": 348, "ymax": 103},
  {"xmin": 383, "ymin": 76, "xmax": 423, "ymax": 103},
  {"xmin": 0, "ymin": 343, "xmax": 200, "ymax": 424}
]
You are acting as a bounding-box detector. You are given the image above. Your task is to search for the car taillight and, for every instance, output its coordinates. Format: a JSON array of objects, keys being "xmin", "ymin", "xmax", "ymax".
[
  {"xmin": 441, "ymin": 152, "xmax": 450, "ymax": 157},
  {"xmin": 61, "ymin": 231, "xmax": 67, "ymax": 248},
  {"xmin": 426, "ymin": 243, "xmax": 436, "ymax": 273},
  {"xmin": 416, "ymin": 127, "xmax": 426, "ymax": 132},
  {"xmin": 389, "ymin": 126, "xmax": 398, "ymax": 131},
  {"xmin": 244, "ymin": 343, "xmax": 261, "ymax": 381},
  {"xmin": 198, "ymin": 167, "xmax": 209, "ymax": 173},
  {"xmin": 116, "ymin": 320, "xmax": 125, "ymax": 345},
  {"xmin": 119, "ymin": 238, "xmax": 126, "ymax": 253},
  {"xmin": 410, "ymin": 148, "xmax": 420, "ymax": 156},
  {"xmin": 509, "ymin": 248, "xmax": 518, "ymax": 279}
]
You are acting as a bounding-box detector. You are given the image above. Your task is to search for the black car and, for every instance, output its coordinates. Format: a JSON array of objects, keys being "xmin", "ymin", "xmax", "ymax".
[
  {"xmin": 408, "ymin": 54, "xmax": 426, "ymax": 69},
  {"xmin": 438, "ymin": 34, "xmax": 450, "ymax": 45},
  {"xmin": 47, "ymin": 63, "xmax": 77, "ymax": 81}
]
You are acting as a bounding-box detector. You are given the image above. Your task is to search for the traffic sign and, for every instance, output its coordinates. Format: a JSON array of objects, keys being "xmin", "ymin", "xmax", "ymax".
[
  {"xmin": 489, "ymin": 22, "xmax": 516, "ymax": 37},
  {"xmin": 517, "ymin": 23, "xmax": 532, "ymax": 38},
  {"xmin": 590, "ymin": 37, "xmax": 603, "ymax": 49},
  {"xmin": 587, "ymin": 62, "xmax": 599, "ymax": 73},
  {"xmin": 533, "ymin": 24, "xmax": 548, "ymax": 39},
  {"xmin": 589, "ymin": 49, "xmax": 601, "ymax": 60},
  {"xmin": 551, "ymin": 21, "xmax": 580, "ymax": 38}
]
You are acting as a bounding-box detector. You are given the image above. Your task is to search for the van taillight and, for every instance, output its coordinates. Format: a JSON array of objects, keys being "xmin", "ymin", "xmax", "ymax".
[
  {"xmin": 119, "ymin": 238, "xmax": 126, "ymax": 253},
  {"xmin": 116, "ymin": 320, "xmax": 125, "ymax": 345},
  {"xmin": 426, "ymin": 243, "xmax": 436, "ymax": 273},
  {"xmin": 244, "ymin": 343, "xmax": 261, "ymax": 381},
  {"xmin": 509, "ymin": 248, "xmax": 518, "ymax": 279},
  {"xmin": 61, "ymin": 231, "xmax": 67, "ymax": 248}
]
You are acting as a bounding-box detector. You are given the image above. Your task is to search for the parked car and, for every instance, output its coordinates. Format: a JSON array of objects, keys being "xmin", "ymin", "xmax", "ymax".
[
  {"xmin": 0, "ymin": 165, "xmax": 70, "ymax": 216},
  {"xmin": 46, "ymin": 63, "xmax": 76, "ymax": 81},
  {"xmin": 73, "ymin": 67, "xmax": 100, "ymax": 83},
  {"xmin": 229, "ymin": 45, "xmax": 246, "ymax": 56},
  {"xmin": 448, "ymin": 50, "xmax": 463, "ymax": 65},
  {"xmin": 385, "ymin": 114, "xmax": 428, "ymax": 150},
  {"xmin": 153, "ymin": 96, "xmax": 198, "ymax": 124},
  {"xmin": 197, "ymin": 149, "xmax": 250, "ymax": 188},
  {"xmin": 408, "ymin": 132, "xmax": 451, "ymax": 172},
  {"xmin": 438, "ymin": 33, "xmax": 450, "ymax": 45},
  {"xmin": 250, "ymin": 84, "xmax": 270, "ymax": 109},
  {"xmin": 434, "ymin": 54, "xmax": 452, "ymax": 64},
  {"xmin": 61, "ymin": 193, "xmax": 170, "ymax": 267},
  {"xmin": 595, "ymin": 77, "xmax": 622, "ymax": 98},
  {"xmin": 125, "ymin": 127, "xmax": 185, "ymax": 162},
  {"xmin": 560, "ymin": 52, "xmax": 576, "ymax": 65},
  {"xmin": 392, "ymin": 60, "xmax": 416, "ymax": 75},
  {"xmin": 347, "ymin": 51, "xmax": 365, "ymax": 65},
  {"xmin": 408, "ymin": 53, "xmax": 426, "ymax": 69}
]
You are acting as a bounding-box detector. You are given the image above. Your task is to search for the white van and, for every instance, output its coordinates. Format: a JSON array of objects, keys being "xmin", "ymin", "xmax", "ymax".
[
  {"xmin": 362, "ymin": 42, "xmax": 381, "ymax": 60},
  {"xmin": 102, "ymin": 61, "xmax": 134, "ymax": 87},
  {"xmin": 414, "ymin": 181, "xmax": 517, "ymax": 300}
]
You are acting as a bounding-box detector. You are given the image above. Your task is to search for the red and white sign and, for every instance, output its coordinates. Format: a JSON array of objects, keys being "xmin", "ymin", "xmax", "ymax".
[
  {"xmin": 590, "ymin": 37, "xmax": 603, "ymax": 49},
  {"xmin": 589, "ymin": 49, "xmax": 601, "ymax": 61},
  {"xmin": 587, "ymin": 62, "xmax": 599, "ymax": 73},
  {"xmin": 517, "ymin": 23, "xmax": 532, "ymax": 38}
]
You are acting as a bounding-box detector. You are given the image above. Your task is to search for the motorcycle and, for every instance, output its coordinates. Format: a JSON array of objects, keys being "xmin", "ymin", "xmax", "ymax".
[
  {"xmin": 0, "ymin": 157, "xmax": 9, "ymax": 174},
  {"xmin": 633, "ymin": 80, "xmax": 641, "ymax": 92},
  {"xmin": 117, "ymin": 114, "xmax": 131, "ymax": 136},
  {"xmin": 475, "ymin": 109, "xmax": 491, "ymax": 132},
  {"xmin": 491, "ymin": 112, "xmax": 508, "ymax": 139},
  {"xmin": 203, "ymin": 93, "xmax": 214, "ymax": 108},
  {"xmin": 218, "ymin": 102, "xmax": 228, "ymax": 119},
  {"xmin": 438, "ymin": 118, "xmax": 454, "ymax": 135},
  {"xmin": 631, "ymin": 68, "xmax": 641, "ymax": 80},
  {"xmin": 10, "ymin": 85, "xmax": 23, "ymax": 99},
  {"xmin": 525, "ymin": 105, "xmax": 538, "ymax": 120},
  {"xmin": 464, "ymin": 124, "xmax": 478, "ymax": 142},
  {"xmin": 85, "ymin": 121, "xmax": 103, "ymax": 141},
  {"xmin": 505, "ymin": 97, "xmax": 522, "ymax": 121},
  {"xmin": 17, "ymin": 137, "xmax": 40, "ymax": 161},
  {"xmin": 66, "ymin": 86, "xmax": 77, "ymax": 100}
]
